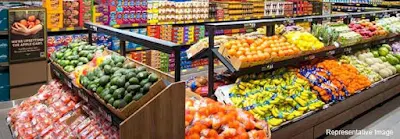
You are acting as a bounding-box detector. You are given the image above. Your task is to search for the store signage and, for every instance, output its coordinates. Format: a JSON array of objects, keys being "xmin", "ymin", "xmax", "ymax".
[{"xmin": 8, "ymin": 7, "xmax": 46, "ymax": 62}]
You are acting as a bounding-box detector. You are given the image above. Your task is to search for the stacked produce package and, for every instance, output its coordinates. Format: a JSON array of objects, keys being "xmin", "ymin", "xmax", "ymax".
[
  {"xmin": 7, "ymin": 80, "xmax": 118, "ymax": 138},
  {"xmin": 185, "ymin": 97, "xmax": 270, "ymax": 138}
]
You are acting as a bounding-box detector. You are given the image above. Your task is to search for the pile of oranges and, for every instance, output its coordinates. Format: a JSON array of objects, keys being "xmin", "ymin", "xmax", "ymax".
[
  {"xmin": 222, "ymin": 35, "xmax": 301, "ymax": 63},
  {"xmin": 185, "ymin": 98, "xmax": 270, "ymax": 139}
]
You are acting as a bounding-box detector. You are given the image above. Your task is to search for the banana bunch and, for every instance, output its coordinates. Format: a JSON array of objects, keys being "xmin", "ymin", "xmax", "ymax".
[{"xmin": 228, "ymin": 68, "xmax": 326, "ymax": 127}]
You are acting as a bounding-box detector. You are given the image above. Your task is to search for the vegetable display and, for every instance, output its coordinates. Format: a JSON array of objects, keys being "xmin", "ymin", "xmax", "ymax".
[
  {"xmin": 79, "ymin": 54, "xmax": 159, "ymax": 109},
  {"xmin": 185, "ymin": 97, "xmax": 270, "ymax": 139},
  {"xmin": 51, "ymin": 41, "xmax": 104, "ymax": 72},
  {"xmin": 339, "ymin": 55, "xmax": 382, "ymax": 83},
  {"xmin": 349, "ymin": 21, "xmax": 388, "ymax": 39}
]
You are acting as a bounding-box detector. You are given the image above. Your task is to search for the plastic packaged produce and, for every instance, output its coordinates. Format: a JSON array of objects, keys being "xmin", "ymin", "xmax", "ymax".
[
  {"xmin": 7, "ymin": 80, "xmax": 119, "ymax": 138},
  {"xmin": 229, "ymin": 68, "xmax": 325, "ymax": 127},
  {"xmin": 185, "ymin": 97, "xmax": 270, "ymax": 139},
  {"xmin": 316, "ymin": 59, "xmax": 371, "ymax": 94}
]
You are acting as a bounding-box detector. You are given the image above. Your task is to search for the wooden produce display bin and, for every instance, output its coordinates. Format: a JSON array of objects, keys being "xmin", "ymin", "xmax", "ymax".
[{"xmin": 49, "ymin": 48, "xmax": 186, "ymax": 139}]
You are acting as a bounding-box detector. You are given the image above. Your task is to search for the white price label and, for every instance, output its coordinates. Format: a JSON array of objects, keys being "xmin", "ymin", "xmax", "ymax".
[
  {"xmin": 91, "ymin": 26, "xmax": 98, "ymax": 31},
  {"xmin": 262, "ymin": 64, "xmax": 274, "ymax": 71},
  {"xmin": 305, "ymin": 55, "xmax": 315, "ymax": 60},
  {"xmin": 326, "ymin": 50, "xmax": 335, "ymax": 56},
  {"xmin": 363, "ymin": 43, "xmax": 369, "ymax": 47},
  {"xmin": 344, "ymin": 47, "xmax": 352, "ymax": 53}
]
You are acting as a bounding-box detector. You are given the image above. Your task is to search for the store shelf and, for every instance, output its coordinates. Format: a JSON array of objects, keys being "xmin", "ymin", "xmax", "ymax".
[
  {"xmin": 332, "ymin": 2, "xmax": 400, "ymax": 8},
  {"xmin": 210, "ymin": 34, "xmax": 399, "ymax": 77},
  {"xmin": 271, "ymin": 74, "xmax": 400, "ymax": 138},
  {"xmin": 49, "ymin": 62, "xmax": 123, "ymax": 127},
  {"xmin": 0, "ymin": 31, "xmax": 7, "ymax": 36}
]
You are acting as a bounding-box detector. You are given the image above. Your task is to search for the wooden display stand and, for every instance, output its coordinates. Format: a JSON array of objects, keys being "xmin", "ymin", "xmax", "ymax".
[
  {"xmin": 49, "ymin": 49, "xmax": 186, "ymax": 139},
  {"xmin": 271, "ymin": 75, "xmax": 400, "ymax": 139},
  {"xmin": 120, "ymin": 82, "xmax": 185, "ymax": 139}
]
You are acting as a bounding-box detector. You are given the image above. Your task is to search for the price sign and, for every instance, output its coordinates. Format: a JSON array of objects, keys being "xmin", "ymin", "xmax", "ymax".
[
  {"xmin": 91, "ymin": 26, "xmax": 98, "ymax": 31},
  {"xmin": 389, "ymin": 38, "xmax": 395, "ymax": 42},
  {"xmin": 261, "ymin": 64, "xmax": 274, "ymax": 71},
  {"xmin": 304, "ymin": 54, "xmax": 315, "ymax": 60},
  {"xmin": 246, "ymin": 23, "xmax": 256, "ymax": 28},
  {"xmin": 380, "ymin": 39, "xmax": 387, "ymax": 44},
  {"xmin": 363, "ymin": 43, "xmax": 369, "ymax": 47},
  {"xmin": 344, "ymin": 47, "xmax": 352, "ymax": 54},
  {"xmin": 326, "ymin": 50, "xmax": 335, "ymax": 56},
  {"xmin": 53, "ymin": 68, "xmax": 61, "ymax": 79},
  {"xmin": 287, "ymin": 18, "xmax": 294, "ymax": 24}
]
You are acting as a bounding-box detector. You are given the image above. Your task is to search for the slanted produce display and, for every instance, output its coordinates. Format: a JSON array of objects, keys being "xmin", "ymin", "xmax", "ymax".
[
  {"xmin": 50, "ymin": 41, "xmax": 104, "ymax": 72},
  {"xmin": 228, "ymin": 68, "xmax": 325, "ymax": 127},
  {"xmin": 185, "ymin": 97, "xmax": 271, "ymax": 139},
  {"xmin": 7, "ymin": 80, "xmax": 119, "ymax": 138}
]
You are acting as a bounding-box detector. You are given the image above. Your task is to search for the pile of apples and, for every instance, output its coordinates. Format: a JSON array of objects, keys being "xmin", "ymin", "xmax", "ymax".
[{"xmin": 348, "ymin": 21, "xmax": 387, "ymax": 39}]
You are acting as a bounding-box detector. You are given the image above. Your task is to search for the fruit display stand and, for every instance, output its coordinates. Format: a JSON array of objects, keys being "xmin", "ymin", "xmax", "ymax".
[
  {"xmin": 188, "ymin": 9, "xmax": 400, "ymax": 138},
  {"xmin": 47, "ymin": 23, "xmax": 186, "ymax": 138}
]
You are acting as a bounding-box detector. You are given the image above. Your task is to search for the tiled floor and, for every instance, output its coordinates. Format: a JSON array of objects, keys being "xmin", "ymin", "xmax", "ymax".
[{"xmin": 325, "ymin": 94, "xmax": 400, "ymax": 139}]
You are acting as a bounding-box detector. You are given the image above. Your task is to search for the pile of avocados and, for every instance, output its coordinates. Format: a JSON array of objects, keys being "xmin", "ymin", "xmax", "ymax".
[
  {"xmin": 80, "ymin": 54, "xmax": 159, "ymax": 109},
  {"xmin": 51, "ymin": 41, "xmax": 104, "ymax": 72}
]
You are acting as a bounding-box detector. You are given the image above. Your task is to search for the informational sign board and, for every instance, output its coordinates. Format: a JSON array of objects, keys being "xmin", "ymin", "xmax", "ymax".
[{"xmin": 8, "ymin": 7, "xmax": 46, "ymax": 63}]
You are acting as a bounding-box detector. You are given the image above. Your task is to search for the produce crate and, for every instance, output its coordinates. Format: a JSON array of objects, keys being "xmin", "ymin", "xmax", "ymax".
[
  {"xmin": 218, "ymin": 45, "xmax": 271, "ymax": 70},
  {"xmin": 80, "ymin": 49, "xmax": 173, "ymax": 119}
]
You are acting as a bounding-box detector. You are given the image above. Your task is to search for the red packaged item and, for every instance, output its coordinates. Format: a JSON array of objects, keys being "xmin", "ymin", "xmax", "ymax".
[
  {"xmin": 79, "ymin": 124, "xmax": 96, "ymax": 138},
  {"xmin": 75, "ymin": 118, "xmax": 91, "ymax": 133},
  {"xmin": 70, "ymin": 115, "xmax": 87, "ymax": 130},
  {"xmin": 85, "ymin": 128, "xmax": 101, "ymax": 139},
  {"xmin": 39, "ymin": 125, "xmax": 54, "ymax": 137},
  {"xmin": 95, "ymin": 134, "xmax": 106, "ymax": 139}
]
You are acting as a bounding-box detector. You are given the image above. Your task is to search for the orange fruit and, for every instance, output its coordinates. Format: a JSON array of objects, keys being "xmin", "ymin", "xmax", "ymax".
[
  {"xmin": 270, "ymin": 52, "xmax": 278, "ymax": 58},
  {"xmin": 264, "ymin": 48, "xmax": 272, "ymax": 53},
  {"xmin": 247, "ymin": 55, "xmax": 255, "ymax": 62},
  {"xmin": 278, "ymin": 50, "xmax": 286, "ymax": 57},
  {"xmin": 250, "ymin": 46, "xmax": 256, "ymax": 51},
  {"xmin": 272, "ymin": 35, "xmax": 279, "ymax": 40},
  {"xmin": 287, "ymin": 49, "xmax": 295, "ymax": 55},
  {"xmin": 231, "ymin": 45, "xmax": 239, "ymax": 51},
  {"xmin": 228, "ymin": 49, "xmax": 236, "ymax": 56},
  {"xmin": 271, "ymin": 47, "xmax": 278, "ymax": 52},
  {"xmin": 246, "ymin": 38, "xmax": 255, "ymax": 44},
  {"xmin": 236, "ymin": 51, "xmax": 244, "ymax": 56},
  {"xmin": 238, "ymin": 55, "xmax": 247, "ymax": 62}
]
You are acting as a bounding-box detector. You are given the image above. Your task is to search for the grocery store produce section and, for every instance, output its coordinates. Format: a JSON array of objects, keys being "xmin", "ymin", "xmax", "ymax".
[{"xmin": 2, "ymin": 1, "xmax": 400, "ymax": 139}]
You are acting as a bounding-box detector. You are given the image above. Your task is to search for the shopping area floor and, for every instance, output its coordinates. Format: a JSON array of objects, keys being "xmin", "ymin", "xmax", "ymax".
[
  {"xmin": 324, "ymin": 93, "xmax": 400, "ymax": 139},
  {"xmin": 0, "ymin": 94, "xmax": 399, "ymax": 139}
]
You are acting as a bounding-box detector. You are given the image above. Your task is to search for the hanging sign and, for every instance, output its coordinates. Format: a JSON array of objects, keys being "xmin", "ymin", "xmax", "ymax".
[{"xmin": 8, "ymin": 7, "xmax": 46, "ymax": 63}]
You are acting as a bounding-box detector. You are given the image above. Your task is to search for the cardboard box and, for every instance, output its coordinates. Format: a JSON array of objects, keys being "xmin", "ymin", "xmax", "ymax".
[
  {"xmin": 10, "ymin": 60, "xmax": 48, "ymax": 87},
  {"xmin": 10, "ymin": 83, "xmax": 44, "ymax": 100}
]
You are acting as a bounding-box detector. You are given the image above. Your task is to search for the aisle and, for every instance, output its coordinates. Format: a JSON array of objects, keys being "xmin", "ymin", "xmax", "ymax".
[{"xmin": 325, "ymin": 94, "xmax": 400, "ymax": 139}]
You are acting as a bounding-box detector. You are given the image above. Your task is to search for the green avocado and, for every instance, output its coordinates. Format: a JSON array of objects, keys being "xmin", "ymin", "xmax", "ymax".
[
  {"xmin": 123, "ymin": 62, "xmax": 136, "ymax": 69},
  {"xmin": 133, "ymin": 93, "xmax": 143, "ymax": 101},
  {"xmin": 136, "ymin": 66, "xmax": 146, "ymax": 72},
  {"xmin": 127, "ymin": 85, "xmax": 141, "ymax": 92},
  {"xmin": 137, "ymin": 71, "xmax": 149, "ymax": 80},
  {"xmin": 123, "ymin": 93, "xmax": 133, "ymax": 103},
  {"xmin": 140, "ymin": 79, "xmax": 149, "ymax": 86},
  {"xmin": 99, "ymin": 76, "xmax": 110, "ymax": 86},
  {"xmin": 129, "ymin": 77, "xmax": 139, "ymax": 85},
  {"xmin": 148, "ymin": 73, "xmax": 159, "ymax": 83},
  {"xmin": 113, "ymin": 88, "xmax": 125, "ymax": 99},
  {"xmin": 104, "ymin": 94, "xmax": 112, "ymax": 102}
]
